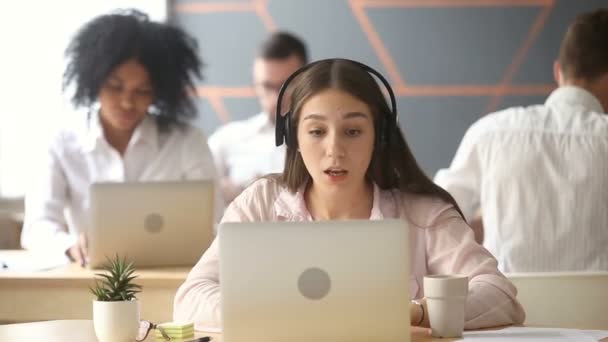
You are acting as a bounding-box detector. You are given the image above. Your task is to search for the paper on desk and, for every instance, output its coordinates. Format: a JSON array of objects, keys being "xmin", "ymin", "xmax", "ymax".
[
  {"xmin": 0, "ymin": 252, "xmax": 69, "ymax": 272},
  {"xmin": 460, "ymin": 327, "xmax": 608, "ymax": 341}
]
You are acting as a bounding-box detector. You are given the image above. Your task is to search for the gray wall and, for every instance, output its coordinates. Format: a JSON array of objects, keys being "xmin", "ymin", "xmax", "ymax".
[{"xmin": 171, "ymin": 0, "xmax": 607, "ymax": 177}]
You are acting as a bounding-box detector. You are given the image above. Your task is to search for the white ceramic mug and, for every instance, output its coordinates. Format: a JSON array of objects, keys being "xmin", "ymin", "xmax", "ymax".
[
  {"xmin": 423, "ymin": 275, "xmax": 468, "ymax": 338},
  {"xmin": 93, "ymin": 300, "xmax": 140, "ymax": 342}
]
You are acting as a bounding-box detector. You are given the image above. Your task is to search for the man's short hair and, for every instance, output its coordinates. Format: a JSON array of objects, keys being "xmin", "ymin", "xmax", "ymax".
[
  {"xmin": 558, "ymin": 8, "xmax": 608, "ymax": 82},
  {"xmin": 258, "ymin": 31, "xmax": 308, "ymax": 64}
]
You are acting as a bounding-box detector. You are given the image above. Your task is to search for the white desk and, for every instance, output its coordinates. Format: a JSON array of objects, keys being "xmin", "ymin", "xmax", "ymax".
[
  {"xmin": 1, "ymin": 320, "xmax": 607, "ymax": 342},
  {"xmin": 0, "ymin": 320, "xmax": 439, "ymax": 341}
]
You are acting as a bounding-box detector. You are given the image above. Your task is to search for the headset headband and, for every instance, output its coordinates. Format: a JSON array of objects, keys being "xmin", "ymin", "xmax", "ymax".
[{"xmin": 275, "ymin": 58, "xmax": 397, "ymax": 147}]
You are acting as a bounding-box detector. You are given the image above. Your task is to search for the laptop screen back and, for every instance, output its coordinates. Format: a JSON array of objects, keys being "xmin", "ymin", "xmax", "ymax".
[
  {"xmin": 88, "ymin": 180, "xmax": 215, "ymax": 268},
  {"xmin": 219, "ymin": 219, "xmax": 410, "ymax": 342}
]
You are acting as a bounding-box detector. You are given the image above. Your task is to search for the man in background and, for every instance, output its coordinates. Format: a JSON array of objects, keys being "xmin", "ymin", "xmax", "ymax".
[
  {"xmin": 435, "ymin": 8, "xmax": 608, "ymax": 272},
  {"xmin": 208, "ymin": 32, "xmax": 308, "ymax": 204}
]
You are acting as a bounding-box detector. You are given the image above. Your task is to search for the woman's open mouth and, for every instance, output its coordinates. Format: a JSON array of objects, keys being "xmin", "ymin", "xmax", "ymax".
[{"xmin": 324, "ymin": 168, "xmax": 348, "ymax": 181}]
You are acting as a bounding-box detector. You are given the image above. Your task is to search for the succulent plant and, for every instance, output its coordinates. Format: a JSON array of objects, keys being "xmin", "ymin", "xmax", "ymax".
[{"xmin": 90, "ymin": 255, "xmax": 142, "ymax": 301}]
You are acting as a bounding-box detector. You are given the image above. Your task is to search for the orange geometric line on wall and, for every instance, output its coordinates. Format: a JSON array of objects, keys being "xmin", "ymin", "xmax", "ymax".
[
  {"xmin": 197, "ymin": 86, "xmax": 257, "ymax": 98},
  {"xmin": 349, "ymin": 0, "xmax": 407, "ymax": 89},
  {"xmin": 176, "ymin": 1, "xmax": 275, "ymax": 122},
  {"xmin": 175, "ymin": 2, "xmax": 254, "ymax": 13},
  {"xmin": 179, "ymin": 0, "xmax": 558, "ymax": 123},
  {"xmin": 486, "ymin": 2, "xmax": 554, "ymax": 112},
  {"xmin": 196, "ymin": 86, "xmax": 257, "ymax": 123},
  {"xmin": 206, "ymin": 96, "xmax": 231, "ymax": 124},
  {"xmin": 350, "ymin": 0, "xmax": 555, "ymax": 101},
  {"xmin": 352, "ymin": 0, "xmax": 553, "ymax": 8},
  {"xmin": 253, "ymin": 0, "xmax": 277, "ymax": 32},
  {"xmin": 175, "ymin": 0, "xmax": 275, "ymax": 30},
  {"xmin": 398, "ymin": 84, "xmax": 554, "ymax": 96}
]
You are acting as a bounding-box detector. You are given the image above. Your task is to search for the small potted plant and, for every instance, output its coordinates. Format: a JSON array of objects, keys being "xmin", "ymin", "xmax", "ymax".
[{"xmin": 91, "ymin": 255, "xmax": 142, "ymax": 342}]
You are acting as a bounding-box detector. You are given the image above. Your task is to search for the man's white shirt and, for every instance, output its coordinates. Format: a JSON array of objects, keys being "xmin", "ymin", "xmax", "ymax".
[
  {"xmin": 208, "ymin": 112, "xmax": 285, "ymax": 187},
  {"xmin": 435, "ymin": 86, "xmax": 608, "ymax": 272}
]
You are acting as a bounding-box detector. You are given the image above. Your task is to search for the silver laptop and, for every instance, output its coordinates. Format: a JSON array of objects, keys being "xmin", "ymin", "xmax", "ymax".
[
  {"xmin": 219, "ymin": 219, "xmax": 410, "ymax": 342},
  {"xmin": 88, "ymin": 180, "xmax": 215, "ymax": 269}
]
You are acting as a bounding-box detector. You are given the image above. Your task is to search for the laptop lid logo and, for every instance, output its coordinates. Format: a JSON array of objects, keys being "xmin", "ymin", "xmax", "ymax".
[
  {"xmin": 144, "ymin": 213, "xmax": 164, "ymax": 233},
  {"xmin": 298, "ymin": 267, "xmax": 331, "ymax": 300}
]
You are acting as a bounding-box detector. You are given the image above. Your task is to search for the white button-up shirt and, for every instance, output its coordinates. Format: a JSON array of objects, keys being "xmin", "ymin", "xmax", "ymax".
[
  {"xmin": 435, "ymin": 86, "xmax": 608, "ymax": 272},
  {"xmin": 208, "ymin": 112, "xmax": 285, "ymax": 187},
  {"xmin": 21, "ymin": 111, "xmax": 220, "ymax": 256}
]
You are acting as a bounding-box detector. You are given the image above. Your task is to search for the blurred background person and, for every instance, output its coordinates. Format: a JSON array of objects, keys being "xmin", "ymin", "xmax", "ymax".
[
  {"xmin": 207, "ymin": 32, "xmax": 308, "ymax": 205},
  {"xmin": 435, "ymin": 8, "xmax": 608, "ymax": 272},
  {"xmin": 21, "ymin": 10, "xmax": 218, "ymax": 266}
]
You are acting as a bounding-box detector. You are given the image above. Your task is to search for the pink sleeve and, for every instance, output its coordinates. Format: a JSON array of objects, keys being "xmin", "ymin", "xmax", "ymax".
[
  {"xmin": 424, "ymin": 209, "xmax": 526, "ymax": 329},
  {"xmin": 173, "ymin": 196, "xmax": 255, "ymax": 330},
  {"xmin": 173, "ymin": 237, "xmax": 221, "ymax": 330},
  {"xmin": 172, "ymin": 180, "xmax": 270, "ymax": 330}
]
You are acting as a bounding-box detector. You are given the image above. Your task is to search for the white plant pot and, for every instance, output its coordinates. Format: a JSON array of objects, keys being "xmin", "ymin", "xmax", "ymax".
[{"xmin": 93, "ymin": 299, "xmax": 140, "ymax": 342}]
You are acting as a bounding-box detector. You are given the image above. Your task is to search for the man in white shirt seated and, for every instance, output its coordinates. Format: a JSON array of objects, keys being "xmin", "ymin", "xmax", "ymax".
[
  {"xmin": 208, "ymin": 32, "xmax": 308, "ymax": 204},
  {"xmin": 434, "ymin": 8, "xmax": 608, "ymax": 273}
]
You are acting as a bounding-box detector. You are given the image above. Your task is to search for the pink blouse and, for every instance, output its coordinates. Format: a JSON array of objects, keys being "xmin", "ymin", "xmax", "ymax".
[{"xmin": 174, "ymin": 177, "xmax": 525, "ymax": 331}]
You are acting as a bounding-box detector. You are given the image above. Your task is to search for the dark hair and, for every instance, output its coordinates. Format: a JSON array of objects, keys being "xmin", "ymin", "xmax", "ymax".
[
  {"xmin": 280, "ymin": 60, "xmax": 464, "ymax": 218},
  {"xmin": 258, "ymin": 31, "xmax": 308, "ymax": 64},
  {"xmin": 63, "ymin": 9, "xmax": 203, "ymax": 130},
  {"xmin": 558, "ymin": 8, "xmax": 608, "ymax": 82}
]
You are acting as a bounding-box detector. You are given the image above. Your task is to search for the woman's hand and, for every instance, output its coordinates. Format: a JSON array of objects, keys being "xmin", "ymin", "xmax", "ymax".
[
  {"xmin": 410, "ymin": 299, "xmax": 429, "ymax": 327},
  {"xmin": 66, "ymin": 233, "xmax": 88, "ymax": 267}
]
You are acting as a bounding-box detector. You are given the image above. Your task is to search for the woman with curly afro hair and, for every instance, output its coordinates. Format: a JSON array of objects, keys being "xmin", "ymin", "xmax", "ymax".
[{"xmin": 21, "ymin": 10, "xmax": 221, "ymax": 266}]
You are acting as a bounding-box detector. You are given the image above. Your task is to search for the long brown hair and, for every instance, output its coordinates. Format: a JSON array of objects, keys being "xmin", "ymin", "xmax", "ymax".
[{"xmin": 279, "ymin": 59, "xmax": 464, "ymax": 218}]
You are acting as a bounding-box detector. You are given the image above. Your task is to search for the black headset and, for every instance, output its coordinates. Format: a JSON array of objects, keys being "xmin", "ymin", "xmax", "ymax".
[{"xmin": 274, "ymin": 58, "xmax": 398, "ymax": 149}]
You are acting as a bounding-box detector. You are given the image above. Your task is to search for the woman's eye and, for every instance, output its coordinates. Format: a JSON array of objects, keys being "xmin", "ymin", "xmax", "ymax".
[
  {"xmin": 309, "ymin": 129, "xmax": 324, "ymax": 137},
  {"xmin": 346, "ymin": 129, "xmax": 361, "ymax": 137}
]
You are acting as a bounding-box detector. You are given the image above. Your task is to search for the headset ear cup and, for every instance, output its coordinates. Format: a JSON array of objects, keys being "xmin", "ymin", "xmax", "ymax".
[
  {"xmin": 388, "ymin": 114, "xmax": 398, "ymax": 147},
  {"xmin": 275, "ymin": 111, "xmax": 284, "ymax": 146},
  {"xmin": 377, "ymin": 117, "xmax": 387, "ymax": 149},
  {"xmin": 284, "ymin": 112, "xmax": 293, "ymax": 147}
]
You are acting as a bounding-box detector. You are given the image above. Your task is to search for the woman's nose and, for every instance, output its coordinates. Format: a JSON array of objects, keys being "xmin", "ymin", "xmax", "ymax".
[{"xmin": 326, "ymin": 134, "xmax": 346, "ymax": 158}]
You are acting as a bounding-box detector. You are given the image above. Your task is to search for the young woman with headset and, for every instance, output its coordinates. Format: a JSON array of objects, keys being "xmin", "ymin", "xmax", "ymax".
[{"xmin": 174, "ymin": 59, "xmax": 525, "ymax": 330}]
